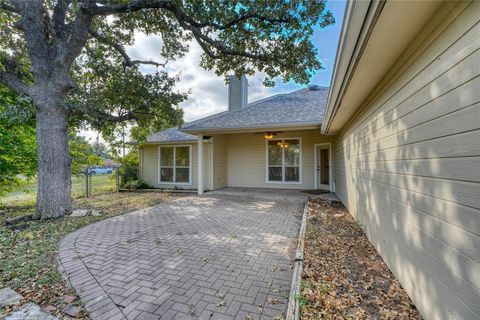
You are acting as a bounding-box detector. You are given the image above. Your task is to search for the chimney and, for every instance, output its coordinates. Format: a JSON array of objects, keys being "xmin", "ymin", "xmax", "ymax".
[{"xmin": 228, "ymin": 75, "xmax": 248, "ymax": 112}]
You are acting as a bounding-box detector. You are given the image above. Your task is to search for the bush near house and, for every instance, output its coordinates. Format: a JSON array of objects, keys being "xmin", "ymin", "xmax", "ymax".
[{"xmin": 118, "ymin": 151, "xmax": 152, "ymax": 190}]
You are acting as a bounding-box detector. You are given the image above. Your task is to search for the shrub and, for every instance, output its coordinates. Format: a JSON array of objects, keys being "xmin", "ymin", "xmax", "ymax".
[
  {"xmin": 119, "ymin": 152, "xmax": 139, "ymax": 187},
  {"xmin": 122, "ymin": 179, "xmax": 152, "ymax": 190},
  {"xmin": 135, "ymin": 179, "xmax": 151, "ymax": 189}
]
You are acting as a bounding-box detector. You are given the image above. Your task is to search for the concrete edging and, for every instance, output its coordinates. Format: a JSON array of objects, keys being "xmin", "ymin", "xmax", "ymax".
[{"xmin": 286, "ymin": 201, "xmax": 309, "ymax": 320}]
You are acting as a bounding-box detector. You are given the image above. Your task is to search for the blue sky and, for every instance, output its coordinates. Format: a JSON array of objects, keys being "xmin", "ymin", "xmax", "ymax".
[{"xmin": 274, "ymin": 0, "xmax": 347, "ymax": 90}]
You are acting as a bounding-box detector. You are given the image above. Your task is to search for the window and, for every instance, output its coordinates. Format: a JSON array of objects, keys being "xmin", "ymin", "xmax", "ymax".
[
  {"xmin": 267, "ymin": 139, "xmax": 301, "ymax": 183},
  {"xmin": 159, "ymin": 146, "xmax": 191, "ymax": 184}
]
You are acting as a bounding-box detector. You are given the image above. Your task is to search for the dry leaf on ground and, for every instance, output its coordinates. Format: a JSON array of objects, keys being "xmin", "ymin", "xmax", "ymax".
[{"xmin": 300, "ymin": 199, "xmax": 420, "ymax": 320}]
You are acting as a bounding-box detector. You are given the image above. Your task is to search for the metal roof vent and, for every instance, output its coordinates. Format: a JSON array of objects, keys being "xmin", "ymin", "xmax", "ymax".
[{"xmin": 308, "ymin": 84, "xmax": 322, "ymax": 91}]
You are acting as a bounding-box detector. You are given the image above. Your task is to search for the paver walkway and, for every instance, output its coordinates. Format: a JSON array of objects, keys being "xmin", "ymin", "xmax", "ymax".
[{"xmin": 59, "ymin": 194, "xmax": 304, "ymax": 320}]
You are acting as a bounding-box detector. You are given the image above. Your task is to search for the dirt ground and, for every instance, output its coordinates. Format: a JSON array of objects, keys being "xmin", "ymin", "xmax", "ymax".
[{"xmin": 300, "ymin": 198, "xmax": 420, "ymax": 320}]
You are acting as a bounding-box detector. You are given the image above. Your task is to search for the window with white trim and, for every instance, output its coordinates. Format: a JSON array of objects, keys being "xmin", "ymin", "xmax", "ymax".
[
  {"xmin": 267, "ymin": 139, "xmax": 301, "ymax": 182},
  {"xmin": 159, "ymin": 146, "xmax": 191, "ymax": 183}
]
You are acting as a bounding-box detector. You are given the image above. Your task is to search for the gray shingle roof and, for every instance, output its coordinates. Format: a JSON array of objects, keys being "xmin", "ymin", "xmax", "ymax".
[
  {"xmin": 146, "ymin": 127, "xmax": 197, "ymax": 143},
  {"xmin": 181, "ymin": 86, "xmax": 329, "ymax": 132},
  {"xmin": 146, "ymin": 86, "xmax": 329, "ymax": 143}
]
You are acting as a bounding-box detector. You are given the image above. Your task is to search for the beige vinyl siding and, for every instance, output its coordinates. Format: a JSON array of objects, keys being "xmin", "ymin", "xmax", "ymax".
[
  {"xmin": 141, "ymin": 129, "xmax": 333, "ymax": 191},
  {"xmin": 138, "ymin": 147, "xmax": 144, "ymax": 180},
  {"xmin": 140, "ymin": 144, "xmax": 156, "ymax": 185},
  {"xmin": 212, "ymin": 135, "xmax": 227, "ymax": 189},
  {"xmin": 140, "ymin": 142, "xmax": 212, "ymax": 190},
  {"xmin": 225, "ymin": 129, "xmax": 333, "ymax": 189},
  {"xmin": 332, "ymin": 2, "xmax": 480, "ymax": 320}
]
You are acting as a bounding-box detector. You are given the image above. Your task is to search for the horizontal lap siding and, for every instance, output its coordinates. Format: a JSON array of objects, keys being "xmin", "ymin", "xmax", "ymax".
[
  {"xmin": 140, "ymin": 145, "xmax": 158, "ymax": 187},
  {"xmin": 141, "ymin": 142, "xmax": 212, "ymax": 190},
  {"xmin": 226, "ymin": 129, "xmax": 333, "ymax": 189},
  {"xmin": 212, "ymin": 135, "xmax": 227, "ymax": 190},
  {"xmin": 333, "ymin": 2, "xmax": 480, "ymax": 319}
]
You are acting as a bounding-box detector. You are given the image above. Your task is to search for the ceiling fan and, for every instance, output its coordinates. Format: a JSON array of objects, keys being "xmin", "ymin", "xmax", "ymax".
[{"xmin": 254, "ymin": 131, "xmax": 284, "ymax": 139}]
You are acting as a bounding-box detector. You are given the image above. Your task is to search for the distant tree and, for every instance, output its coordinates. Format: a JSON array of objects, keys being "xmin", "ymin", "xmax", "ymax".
[
  {"xmin": 69, "ymin": 133, "xmax": 104, "ymax": 174},
  {"xmin": 0, "ymin": 85, "xmax": 109, "ymax": 194},
  {"xmin": 0, "ymin": 0, "xmax": 334, "ymax": 219},
  {"xmin": 0, "ymin": 86, "xmax": 36, "ymax": 195},
  {"xmin": 71, "ymin": 62, "xmax": 186, "ymax": 145},
  {"xmin": 92, "ymin": 135, "xmax": 111, "ymax": 160}
]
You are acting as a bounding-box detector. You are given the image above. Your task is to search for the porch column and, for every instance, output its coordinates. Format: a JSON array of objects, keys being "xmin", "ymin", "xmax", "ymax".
[{"xmin": 197, "ymin": 134, "xmax": 204, "ymax": 195}]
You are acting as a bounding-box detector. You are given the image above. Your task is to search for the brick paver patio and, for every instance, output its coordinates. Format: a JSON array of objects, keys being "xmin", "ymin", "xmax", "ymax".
[{"xmin": 59, "ymin": 194, "xmax": 304, "ymax": 320}]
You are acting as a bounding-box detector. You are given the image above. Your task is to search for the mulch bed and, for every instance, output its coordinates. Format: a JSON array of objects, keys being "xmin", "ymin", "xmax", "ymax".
[{"xmin": 300, "ymin": 198, "xmax": 420, "ymax": 319}]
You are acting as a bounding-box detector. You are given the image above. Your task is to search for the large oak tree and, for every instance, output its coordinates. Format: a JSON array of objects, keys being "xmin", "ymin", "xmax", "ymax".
[{"xmin": 0, "ymin": 0, "xmax": 334, "ymax": 219}]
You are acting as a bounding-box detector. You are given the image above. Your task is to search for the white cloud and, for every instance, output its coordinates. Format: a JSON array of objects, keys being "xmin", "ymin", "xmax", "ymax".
[
  {"xmin": 126, "ymin": 34, "xmax": 302, "ymax": 122},
  {"xmin": 81, "ymin": 33, "xmax": 309, "ymax": 139}
]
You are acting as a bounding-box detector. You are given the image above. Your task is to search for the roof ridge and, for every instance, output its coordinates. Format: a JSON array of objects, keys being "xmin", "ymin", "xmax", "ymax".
[
  {"xmin": 247, "ymin": 92, "xmax": 287, "ymax": 107},
  {"xmin": 247, "ymin": 88, "xmax": 309, "ymax": 107}
]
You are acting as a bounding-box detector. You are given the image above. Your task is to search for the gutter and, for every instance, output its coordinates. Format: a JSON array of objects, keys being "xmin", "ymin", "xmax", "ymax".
[
  {"xmin": 139, "ymin": 139, "xmax": 198, "ymax": 145},
  {"xmin": 181, "ymin": 122, "xmax": 322, "ymax": 134},
  {"xmin": 321, "ymin": 0, "xmax": 385, "ymax": 134}
]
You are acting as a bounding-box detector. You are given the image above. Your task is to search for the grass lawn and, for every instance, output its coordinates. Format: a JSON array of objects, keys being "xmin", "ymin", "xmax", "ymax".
[
  {"xmin": 300, "ymin": 199, "xmax": 419, "ymax": 320},
  {"xmin": 2, "ymin": 174, "xmax": 116, "ymax": 203},
  {"xmin": 0, "ymin": 191, "xmax": 177, "ymax": 319}
]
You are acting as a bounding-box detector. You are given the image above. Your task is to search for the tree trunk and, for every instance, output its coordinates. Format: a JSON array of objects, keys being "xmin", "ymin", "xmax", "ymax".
[{"xmin": 35, "ymin": 102, "xmax": 72, "ymax": 219}]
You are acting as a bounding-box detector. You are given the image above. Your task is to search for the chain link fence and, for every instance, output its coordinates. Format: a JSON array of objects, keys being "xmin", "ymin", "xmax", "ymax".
[
  {"xmin": 0, "ymin": 168, "xmax": 121, "ymax": 204},
  {"xmin": 80, "ymin": 166, "xmax": 120, "ymax": 198}
]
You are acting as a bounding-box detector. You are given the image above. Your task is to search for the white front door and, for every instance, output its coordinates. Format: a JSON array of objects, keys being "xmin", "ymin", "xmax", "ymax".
[{"xmin": 315, "ymin": 145, "xmax": 330, "ymax": 190}]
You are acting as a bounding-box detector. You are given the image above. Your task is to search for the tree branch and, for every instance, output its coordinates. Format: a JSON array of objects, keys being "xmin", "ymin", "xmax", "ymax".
[
  {"xmin": 70, "ymin": 104, "xmax": 140, "ymax": 122},
  {"xmin": 63, "ymin": 8, "xmax": 92, "ymax": 68},
  {"xmin": 0, "ymin": 0, "xmax": 18, "ymax": 13},
  {"xmin": 11, "ymin": 0, "xmax": 51, "ymax": 75},
  {"xmin": 52, "ymin": 0, "xmax": 71, "ymax": 40},
  {"xmin": 84, "ymin": 1, "xmax": 280, "ymax": 64},
  {"xmin": 83, "ymin": 0, "xmax": 290, "ymax": 29},
  {"xmin": 88, "ymin": 29, "xmax": 168, "ymax": 67},
  {"xmin": 0, "ymin": 57, "xmax": 31, "ymax": 95},
  {"xmin": 177, "ymin": 19, "xmax": 271, "ymax": 63},
  {"xmin": 210, "ymin": 13, "xmax": 290, "ymax": 30},
  {"xmin": 0, "ymin": 70, "xmax": 31, "ymax": 96},
  {"xmin": 81, "ymin": 0, "xmax": 172, "ymax": 15}
]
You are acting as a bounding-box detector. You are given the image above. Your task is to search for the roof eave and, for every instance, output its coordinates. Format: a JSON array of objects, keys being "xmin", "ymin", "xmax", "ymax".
[
  {"xmin": 140, "ymin": 139, "xmax": 198, "ymax": 145},
  {"xmin": 181, "ymin": 122, "xmax": 322, "ymax": 134},
  {"xmin": 321, "ymin": 0, "xmax": 381, "ymax": 134},
  {"xmin": 322, "ymin": 0, "xmax": 443, "ymax": 135}
]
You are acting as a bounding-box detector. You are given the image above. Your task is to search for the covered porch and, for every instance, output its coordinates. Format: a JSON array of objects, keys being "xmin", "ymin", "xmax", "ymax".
[
  {"xmin": 138, "ymin": 128, "xmax": 335, "ymax": 195},
  {"xmin": 195, "ymin": 129, "xmax": 335, "ymax": 195}
]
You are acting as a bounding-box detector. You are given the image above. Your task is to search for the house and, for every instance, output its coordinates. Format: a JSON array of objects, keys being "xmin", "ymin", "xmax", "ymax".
[
  {"xmin": 139, "ymin": 1, "xmax": 480, "ymax": 319},
  {"xmin": 325, "ymin": 1, "xmax": 479, "ymax": 320},
  {"xmin": 139, "ymin": 81, "xmax": 333, "ymax": 193}
]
